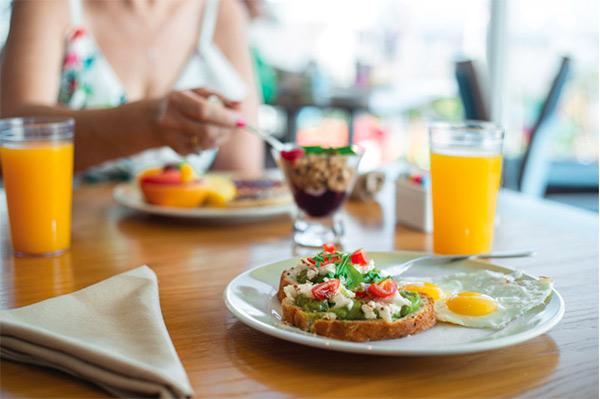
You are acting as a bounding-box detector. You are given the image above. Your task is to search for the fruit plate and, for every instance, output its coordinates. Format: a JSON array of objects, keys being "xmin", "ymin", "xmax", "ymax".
[
  {"xmin": 113, "ymin": 182, "xmax": 294, "ymax": 220},
  {"xmin": 223, "ymin": 252, "xmax": 565, "ymax": 356}
]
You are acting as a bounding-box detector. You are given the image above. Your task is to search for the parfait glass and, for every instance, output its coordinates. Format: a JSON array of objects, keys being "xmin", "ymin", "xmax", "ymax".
[{"xmin": 273, "ymin": 145, "xmax": 363, "ymax": 247}]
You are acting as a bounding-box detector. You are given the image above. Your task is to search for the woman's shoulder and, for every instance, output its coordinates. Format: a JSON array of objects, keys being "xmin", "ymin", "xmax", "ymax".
[
  {"xmin": 10, "ymin": 0, "xmax": 71, "ymax": 35},
  {"xmin": 215, "ymin": 0, "xmax": 249, "ymax": 28},
  {"xmin": 213, "ymin": 0, "xmax": 250, "ymax": 50}
]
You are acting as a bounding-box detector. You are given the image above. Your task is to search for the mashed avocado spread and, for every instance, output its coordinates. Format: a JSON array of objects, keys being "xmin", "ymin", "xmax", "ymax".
[{"xmin": 294, "ymin": 290, "xmax": 421, "ymax": 321}]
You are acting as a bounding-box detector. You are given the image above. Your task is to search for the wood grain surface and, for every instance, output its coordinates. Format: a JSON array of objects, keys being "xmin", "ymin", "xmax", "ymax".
[{"xmin": 0, "ymin": 182, "xmax": 598, "ymax": 399}]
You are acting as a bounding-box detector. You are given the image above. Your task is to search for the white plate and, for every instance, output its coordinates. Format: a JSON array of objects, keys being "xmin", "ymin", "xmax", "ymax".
[
  {"xmin": 223, "ymin": 252, "xmax": 565, "ymax": 356},
  {"xmin": 113, "ymin": 182, "xmax": 294, "ymax": 220}
]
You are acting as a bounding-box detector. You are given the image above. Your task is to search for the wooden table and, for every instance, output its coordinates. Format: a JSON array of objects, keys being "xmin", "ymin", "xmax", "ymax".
[{"xmin": 1, "ymin": 182, "xmax": 598, "ymax": 398}]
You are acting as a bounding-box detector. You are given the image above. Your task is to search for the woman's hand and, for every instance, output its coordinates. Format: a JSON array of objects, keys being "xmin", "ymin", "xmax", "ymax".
[{"xmin": 155, "ymin": 88, "xmax": 247, "ymax": 155}]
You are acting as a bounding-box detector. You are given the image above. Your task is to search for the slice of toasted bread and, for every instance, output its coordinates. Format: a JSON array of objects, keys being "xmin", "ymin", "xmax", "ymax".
[{"xmin": 281, "ymin": 293, "xmax": 436, "ymax": 342}]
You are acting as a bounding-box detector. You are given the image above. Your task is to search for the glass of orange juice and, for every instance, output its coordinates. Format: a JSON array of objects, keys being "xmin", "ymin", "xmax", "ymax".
[
  {"xmin": 429, "ymin": 121, "xmax": 504, "ymax": 255},
  {"xmin": 1, "ymin": 118, "xmax": 74, "ymax": 256}
]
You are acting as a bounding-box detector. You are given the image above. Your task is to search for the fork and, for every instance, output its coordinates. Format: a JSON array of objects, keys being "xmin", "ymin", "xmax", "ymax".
[{"xmin": 381, "ymin": 249, "xmax": 537, "ymax": 279}]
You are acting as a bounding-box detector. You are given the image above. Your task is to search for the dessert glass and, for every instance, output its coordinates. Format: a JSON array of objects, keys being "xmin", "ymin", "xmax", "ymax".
[{"xmin": 273, "ymin": 145, "xmax": 363, "ymax": 247}]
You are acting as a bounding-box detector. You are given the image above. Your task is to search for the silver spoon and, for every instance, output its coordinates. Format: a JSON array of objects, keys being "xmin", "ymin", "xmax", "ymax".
[
  {"xmin": 381, "ymin": 249, "xmax": 537, "ymax": 279},
  {"xmin": 245, "ymin": 125, "xmax": 286, "ymax": 152}
]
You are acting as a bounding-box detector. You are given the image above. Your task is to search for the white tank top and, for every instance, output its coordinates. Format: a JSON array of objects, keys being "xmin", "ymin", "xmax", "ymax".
[{"xmin": 60, "ymin": 0, "xmax": 248, "ymax": 180}]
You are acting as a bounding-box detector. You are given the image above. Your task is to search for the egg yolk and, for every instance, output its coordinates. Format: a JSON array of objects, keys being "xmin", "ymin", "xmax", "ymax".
[
  {"xmin": 399, "ymin": 282, "xmax": 444, "ymax": 300},
  {"xmin": 446, "ymin": 292, "xmax": 498, "ymax": 316}
]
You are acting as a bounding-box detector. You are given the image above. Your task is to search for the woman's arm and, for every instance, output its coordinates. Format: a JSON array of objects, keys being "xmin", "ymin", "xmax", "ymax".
[
  {"xmin": 211, "ymin": 0, "xmax": 264, "ymax": 173},
  {"xmin": 0, "ymin": 0, "xmax": 68, "ymax": 117},
  {"xmin": 3, "ymin": 102, "xmax": 165, "ymax": 172},
  {"xmin": 2, "ymin": 0, "xmax": 247, "ymax": 172}
]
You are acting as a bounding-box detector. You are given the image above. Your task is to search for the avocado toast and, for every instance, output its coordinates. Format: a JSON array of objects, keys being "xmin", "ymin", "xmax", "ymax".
[{"xmin": 278, "ymin": 244, "xmax": 436, "ymax": 342}]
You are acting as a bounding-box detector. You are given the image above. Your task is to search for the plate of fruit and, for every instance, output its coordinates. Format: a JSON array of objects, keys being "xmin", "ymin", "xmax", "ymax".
[{"xmin": 113, "ymin": 162, "xmax": 294, "ymax": 220}]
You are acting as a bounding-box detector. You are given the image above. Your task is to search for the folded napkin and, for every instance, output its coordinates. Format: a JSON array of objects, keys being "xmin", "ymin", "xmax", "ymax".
[{"xmin": 0, "ymin": 266, "xmax": 194, "ymax": 398}]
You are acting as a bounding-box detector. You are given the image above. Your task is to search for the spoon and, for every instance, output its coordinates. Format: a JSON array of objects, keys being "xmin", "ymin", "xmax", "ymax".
[
  {"xmin": 245, "ymin": 125, "xmax": 286, "ymax": 152},
  {"xmin": 381, "ymin": 249, "xmax": 537, "ymax": 279}
]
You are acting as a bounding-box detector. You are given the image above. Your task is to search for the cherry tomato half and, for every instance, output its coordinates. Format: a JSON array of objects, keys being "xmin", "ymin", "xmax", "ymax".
[
  {"xmin": 323, "ymin": 242, "xmax": 337, "ymax": 253},
  {"xmin": 350, "ymin": 249, "xmax": 369, "ymax": 266},
  {"xmin": 368, "ymin": 279, "xmax": 398, "ymax": 298},
  {"xmin": 312, "ymin": 279, "xmax": 340, "ymax": 300}
]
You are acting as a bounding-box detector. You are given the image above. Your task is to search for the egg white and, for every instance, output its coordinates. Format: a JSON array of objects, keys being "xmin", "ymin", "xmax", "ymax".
[{"xmin": 398, "ymin": 270, "xmax": 554, "ymax": 329}]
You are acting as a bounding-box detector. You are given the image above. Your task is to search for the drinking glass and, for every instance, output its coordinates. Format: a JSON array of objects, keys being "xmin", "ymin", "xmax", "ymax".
[
  {"xmin": 273, "ymin": 145, "xmax": 363, "ymax": 247},
  {"xmin": 429, "ymin": 120, "xmax": 504, "ymax": 255},
  {"xmin": 1, "ymin": 118, "xmax": 74, "ymax": 256}
]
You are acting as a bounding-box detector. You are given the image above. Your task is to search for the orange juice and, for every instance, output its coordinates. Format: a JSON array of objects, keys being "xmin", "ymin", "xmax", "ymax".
[
  {"xmin": 430, "ymin": 151, "xmax": 502, "ymax": 254},
  {"xmin": 1, "ymin": 141, "xmax": 73, "ymax": 255}
]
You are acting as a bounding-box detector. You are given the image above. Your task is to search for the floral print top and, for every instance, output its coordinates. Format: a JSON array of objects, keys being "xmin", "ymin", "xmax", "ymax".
[
  {"xmin": 59, "ymin": 27, "xmax": 127, "ymax": 110},
  {"xmin": 57, "ymin": 0, "xmax": 248, "ymax": 181}
]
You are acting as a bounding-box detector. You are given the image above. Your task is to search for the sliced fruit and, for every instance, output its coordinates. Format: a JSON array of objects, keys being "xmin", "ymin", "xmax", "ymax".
[
  {"xmin": 180, "ymin": 163, "xmax": 197, "ymax": 183},
  {"xmin": 280, "ymin": 148, "xmax": 305, "ymax": 161},
  {"xmin": 202, "ymin": 175, "xmax": 237, "ymax": 207},
  {"xmin": 137, "ymin": 167, "xmax": 163, "ymax": 181},
  {"xmin": 140, "ymin": 182, "xmax": 208, "ymax": 208},
  {"xmin": 140, "ymin": 169, "xmax": 183, "ymax": 185},
  {"xmin": 138, "ymin": 164, "xmax": 206, "ymax": 207}
]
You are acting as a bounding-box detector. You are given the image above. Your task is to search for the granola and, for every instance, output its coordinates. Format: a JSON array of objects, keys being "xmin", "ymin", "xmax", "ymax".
[{"xmin": 283, "ymin": 153, "xmax": 358, "ymax": 192}]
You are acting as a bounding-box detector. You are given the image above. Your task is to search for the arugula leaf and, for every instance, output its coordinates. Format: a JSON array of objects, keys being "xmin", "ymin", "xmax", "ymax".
[
  {"xmin": 362, "ymin": 269, "xmax": 392, "ymax": 285},
  {"xmin": 333, "ymin": 254, "xmax": 363, "ymax": 290},
  {"xmin": 333, "ymin": 255, "xmax": 348, "ymax": 281},
  {"xmin": 311, "ymin": 252, "xmax": 340, "ymax": 268},
  {"xmin": 302, "ymin": 145, "xmax": 356, "ymax": 156},
  {"xmin": 345, "ymin": 264, "xmax": 364, "ymax": 290},
  {"xmin": 332, "ymin": 146, "xmax": 357, "ymax": 155}
]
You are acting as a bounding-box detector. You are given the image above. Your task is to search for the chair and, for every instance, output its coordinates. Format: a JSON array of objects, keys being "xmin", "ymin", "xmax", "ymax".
[
  {"xmin": 455, "ymin": 57, "xmax": 575, "ymax": 197},
  {"xmin": 517, "ymin": 56, "xmax": 571, "ymax": 196},
  {"xmin": 455, "ymin": 59, "xmax": 489, "ymax": 121}
]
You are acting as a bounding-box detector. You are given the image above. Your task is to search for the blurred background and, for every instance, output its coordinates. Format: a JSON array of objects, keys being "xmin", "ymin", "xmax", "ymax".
[{"xmin": 0, "ymin": 0, "xmax": 597, "ymax": 211}]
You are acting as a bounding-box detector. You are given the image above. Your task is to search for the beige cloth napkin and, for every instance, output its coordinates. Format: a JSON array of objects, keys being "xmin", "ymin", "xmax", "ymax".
[{"xmin": 0, "ymin": 266, "xmax": 194, "ymax": 398}]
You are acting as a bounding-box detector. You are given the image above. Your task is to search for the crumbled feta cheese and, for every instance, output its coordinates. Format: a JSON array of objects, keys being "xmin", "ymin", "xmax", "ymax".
[
  {"xmin": 283, "ymin": 284, "xmax": 297, "ymax": 300},
  {"xmin": 291, "ymin": 259, "xmax": 321, "ymax": 282},
  {"xmin": 361, "ymin": 303, "xmax": 377, "ymax": 320},
  {"xmin": 330, "ymin": 283, "xmax": 356, "ymax": 310},
  {"xmin": 339, "ymin": 284, "xmax": 356, "ymax": 298},
  {"xmin": 377, "ymin": 303, "xmax": 396, "ymax": 323},
  {"xmin": 297, "ymin": 283, "xmax": 315, "ymax": 298},
  {"xmin": 382, "ymin": 291, "xmax": 412, "ymax": 308},
  {"xmin": 365, "ymin": 301, "xmax": 401, "ymax": 323},
  {"xmin": 284, "ymin": 282, "xmax": 315, "ymax": 300},
  {"xmin": 322, "ymin": 312, "xmax": 337, "ymax": 321},
  {"xmin": 318, "ymin": 263, "xmax": 337, "ymax": 276},
  {"xmin": 354, "ymin": 259, "xmax": 376, "ymax": 274},
  {"xmin": 331, "ymin": 292, "xmax": 354, "ymax": 310},
  {"xmin": 360, "ymin": 293, "xmax": 412, "ymax": 323}
]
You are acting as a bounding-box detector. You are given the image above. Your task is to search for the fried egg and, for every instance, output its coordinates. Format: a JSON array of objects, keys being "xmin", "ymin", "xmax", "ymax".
[
  {"xmin": 397, "ymin": 281, "xmax": 445, "ymax": 301},
  {"xmin": 398, "ymin": 270, "xmax": 553, "ymax": 329}
]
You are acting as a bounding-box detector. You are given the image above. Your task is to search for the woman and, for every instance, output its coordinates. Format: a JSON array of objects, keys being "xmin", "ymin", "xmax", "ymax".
[{"xmin": 1, "ymin": 0, "xmax": 264, "ymax": 176}]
